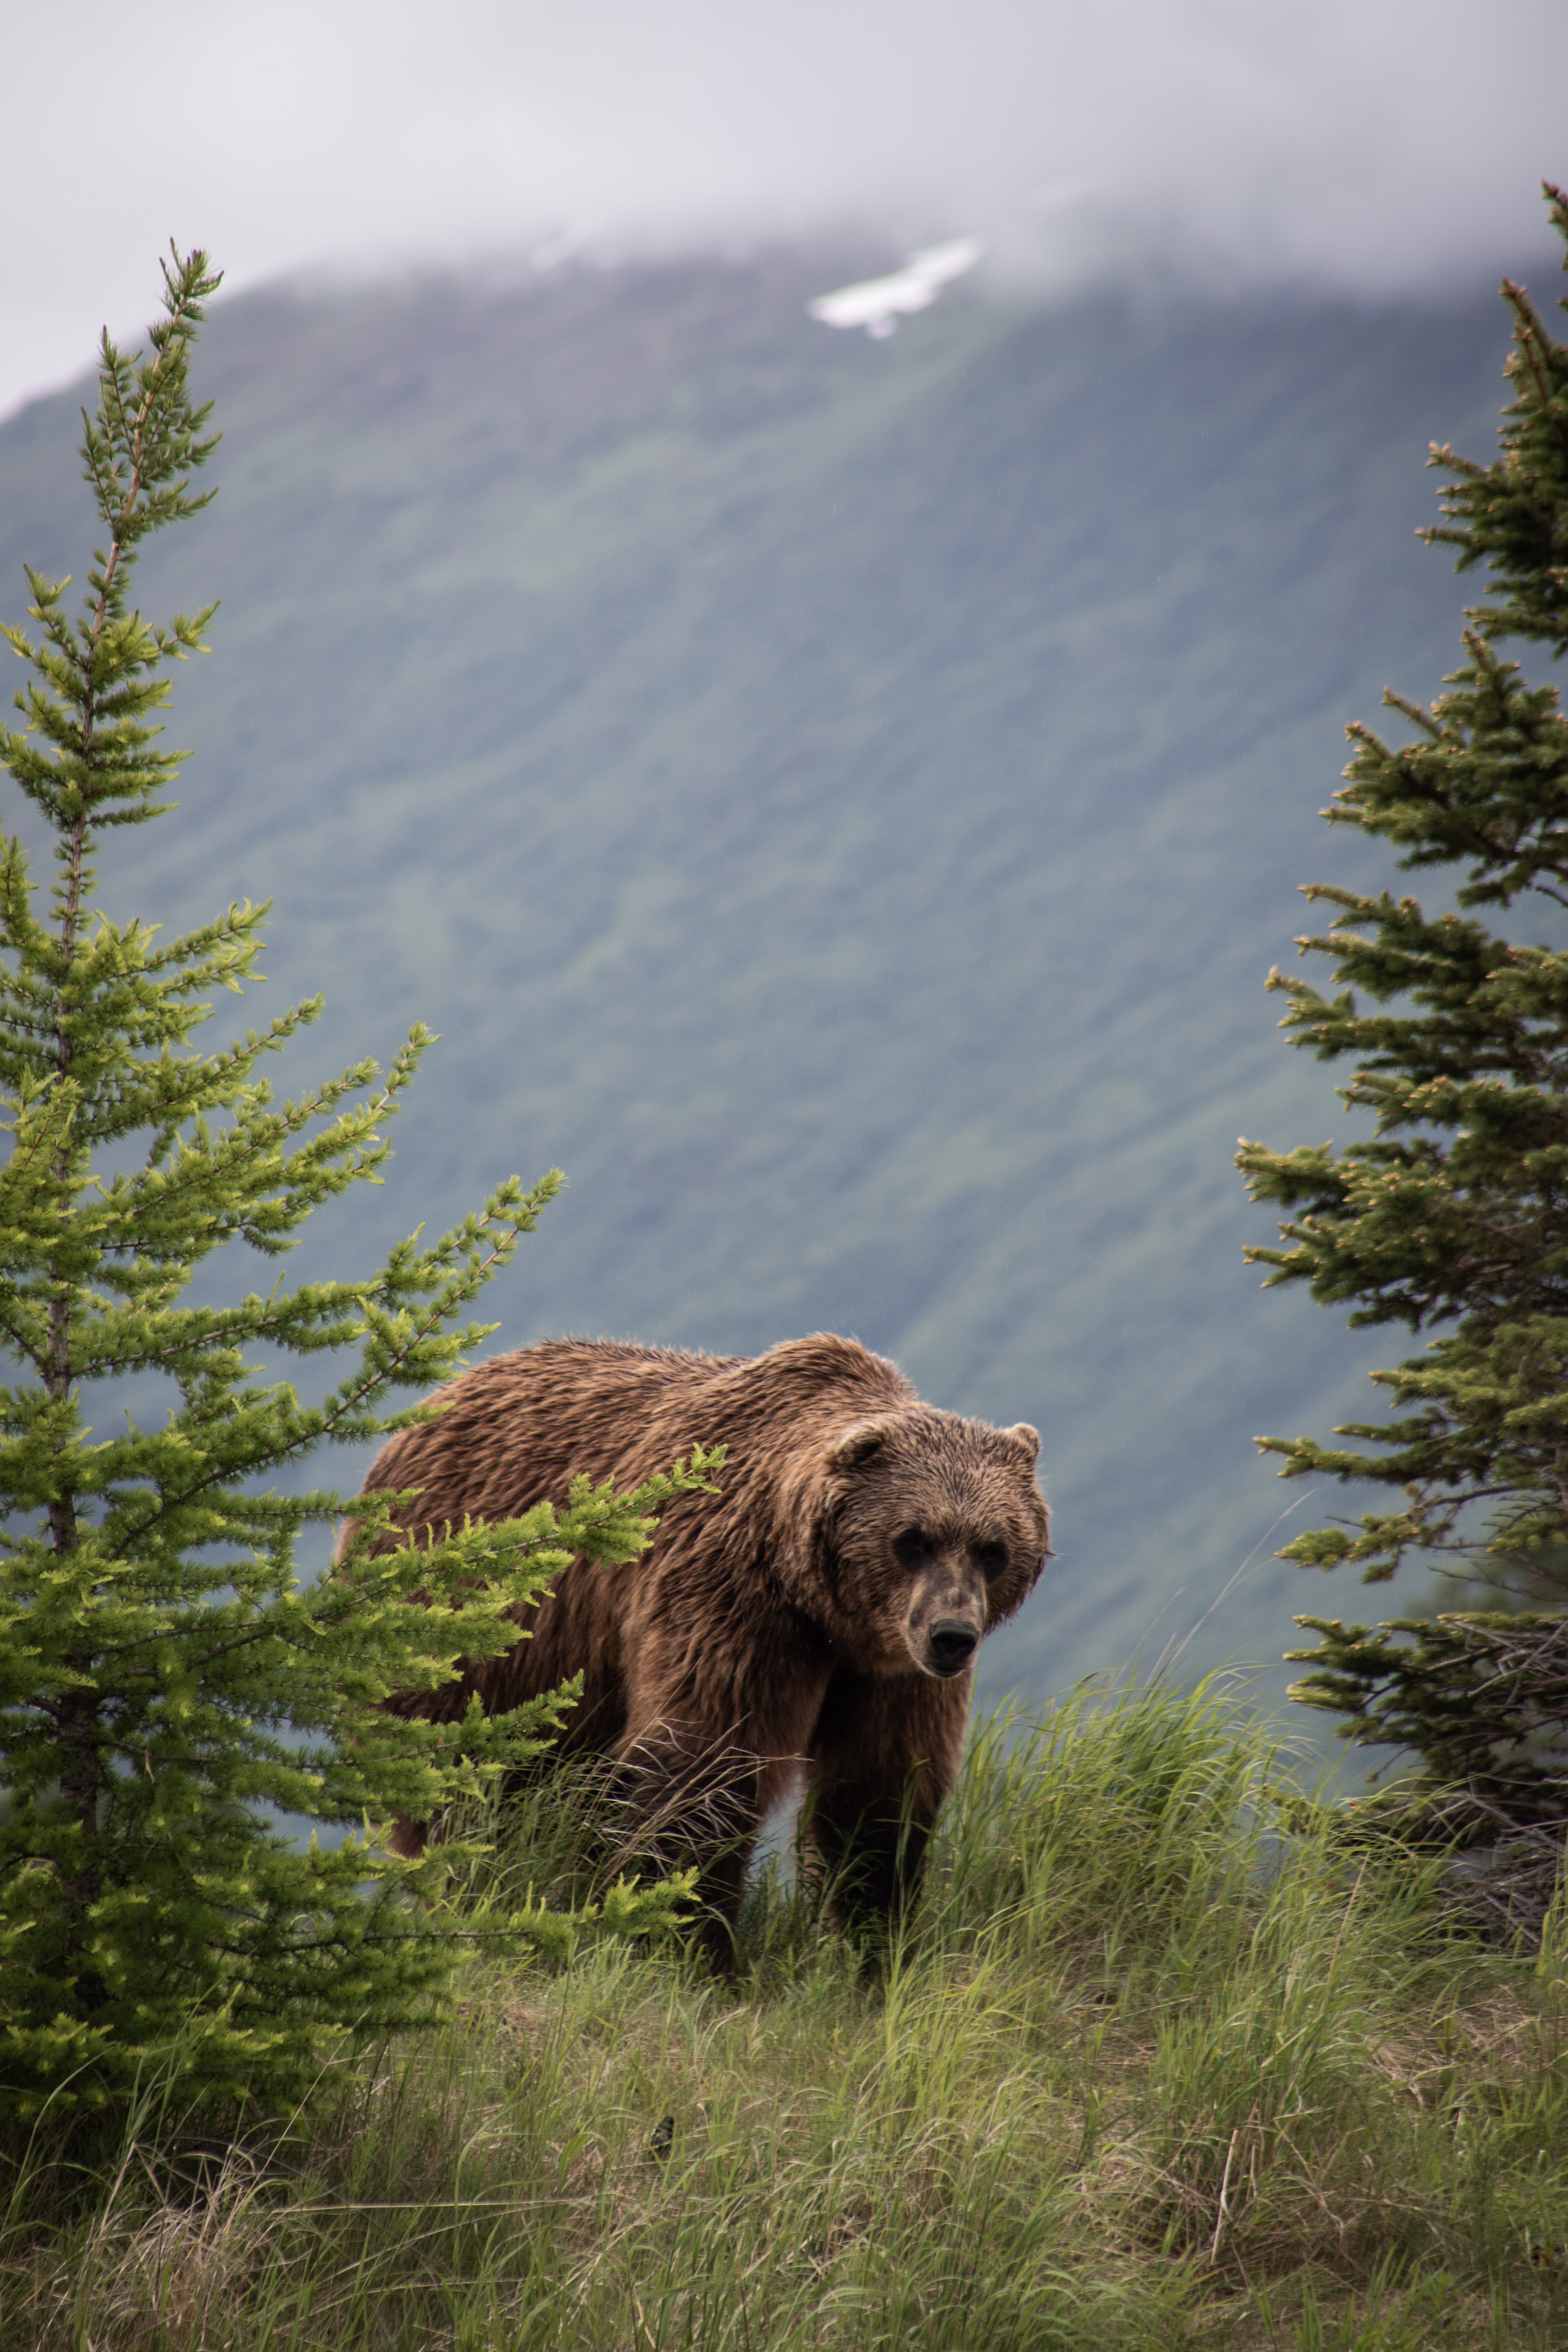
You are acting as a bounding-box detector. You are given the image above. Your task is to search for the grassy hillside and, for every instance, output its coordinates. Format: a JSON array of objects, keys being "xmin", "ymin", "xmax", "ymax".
[
  {"xmin": 0, "ymin": 250, "xmax": 1515, "ymax": 1703},
  {"xmin": 6, "ymin": 1686, "xmax": 1566, "ymax": 2348}
]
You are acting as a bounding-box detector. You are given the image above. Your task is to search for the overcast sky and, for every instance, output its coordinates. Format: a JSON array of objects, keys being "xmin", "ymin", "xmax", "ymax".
[{"xmin": 3, "ymin": 0, "xmax": 1566, "ymax": 418}]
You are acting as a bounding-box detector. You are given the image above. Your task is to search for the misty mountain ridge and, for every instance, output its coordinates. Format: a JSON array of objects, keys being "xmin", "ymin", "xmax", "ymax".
[{"xmin": 0, "ymin": 246, "xmax": 1519, "ymax": 1712}]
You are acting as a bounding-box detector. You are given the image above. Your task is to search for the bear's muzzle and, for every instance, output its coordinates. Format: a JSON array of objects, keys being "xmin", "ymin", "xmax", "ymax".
[{"xmin": 926, "ymin": 1618, "xmax": 980, "ymax": 1676}]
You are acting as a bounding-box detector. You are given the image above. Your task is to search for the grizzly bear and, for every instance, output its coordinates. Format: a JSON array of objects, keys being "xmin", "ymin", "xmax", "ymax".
[{"xmin": 357, "ymin": 1332, "xmax": 1049, "ymax": 1966}]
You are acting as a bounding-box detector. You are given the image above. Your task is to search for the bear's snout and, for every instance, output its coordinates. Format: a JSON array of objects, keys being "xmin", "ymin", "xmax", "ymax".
[
  {"xmin": 902, "ymin": 1559, "xmax": 988, "ymax": 1675},
  {"xmin": 927, "ymin": 1618, "xmax": 980, "ymax": 1676}
]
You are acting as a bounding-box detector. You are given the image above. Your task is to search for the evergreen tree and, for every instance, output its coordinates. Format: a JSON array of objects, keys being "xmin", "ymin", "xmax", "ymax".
[
  {"xmin": 1237, "ymin": 182, "xmax": 1568, "ymax": 1601},
  {"xmin": 0, "ymin": 250, "xmax": 711, "ymax": 2122}
]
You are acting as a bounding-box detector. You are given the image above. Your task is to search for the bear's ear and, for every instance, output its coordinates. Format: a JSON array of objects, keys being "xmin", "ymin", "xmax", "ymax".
[
  {"xmin": 829, "ymin": 1418, "xmax": 899, "ymax": 1470},
  {"xmin": 999, "ymin": 1422, "xmax": 1041, "ymax": 1466}
]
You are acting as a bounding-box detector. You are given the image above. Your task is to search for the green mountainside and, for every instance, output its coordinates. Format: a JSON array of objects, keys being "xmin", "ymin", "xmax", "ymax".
[{"xmin": 0, "ymin": 250, "xmax": 1513, "ymax": 1707}]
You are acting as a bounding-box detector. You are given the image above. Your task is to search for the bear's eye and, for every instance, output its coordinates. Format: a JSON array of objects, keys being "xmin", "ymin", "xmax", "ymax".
[
  {"xmin": 974, "ymin": 1542, "xmax": 1008, "ymax": 1579},
  {"xmin": 892, "ymin": 1528, "xmax": 929, "ymax": 1570}
]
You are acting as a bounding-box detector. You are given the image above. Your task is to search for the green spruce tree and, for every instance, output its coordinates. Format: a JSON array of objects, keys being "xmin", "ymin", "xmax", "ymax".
[
  {"xmin": 1237, "ymin": 181, "xmax": 1568, "ymax": 1601},
  {"xmin": 0, "ymin": 250, "xmax": 711, "ymax": 2123},
  {"xmin": 1237, "ymin": 185, "xmax": 1568, "ymax": 1906}
]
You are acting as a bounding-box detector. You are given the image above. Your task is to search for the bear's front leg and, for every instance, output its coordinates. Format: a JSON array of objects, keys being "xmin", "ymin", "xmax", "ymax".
[
  {"xmin": 804, "ymin": 1667, "xmax": 968, "ymax": 1953},
  {"xmin": 614, "ymin": 1727, "xmax": 763, "ymax": 1974},
  {"xmin": 615, "ymin": 1618, "xmax": 828, "ymax": 1975}
]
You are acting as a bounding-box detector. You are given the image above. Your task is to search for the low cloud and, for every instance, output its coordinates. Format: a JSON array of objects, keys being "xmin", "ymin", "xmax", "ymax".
[{"xmin": 3, "ymin": 0, "xmax": 1566, "ymax": 416}]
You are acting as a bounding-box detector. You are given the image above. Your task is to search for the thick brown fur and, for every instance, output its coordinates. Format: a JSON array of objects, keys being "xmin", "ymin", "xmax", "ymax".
[{"xmin": 357, "ymin": 1333, "xmax": 1049, "ymax": 1968}]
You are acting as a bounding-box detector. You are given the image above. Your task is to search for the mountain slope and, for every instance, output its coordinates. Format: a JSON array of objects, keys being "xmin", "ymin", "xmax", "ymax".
[{"xmin": 0, "ymin": 250, "xmax": 1515, "ymax": 1702}]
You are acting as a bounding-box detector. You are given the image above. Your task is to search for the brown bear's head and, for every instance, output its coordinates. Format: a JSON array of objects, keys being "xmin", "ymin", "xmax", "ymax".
[{"xmin": 818, "ymin": 1408, "xmax": 1050, "ymax": 1680}]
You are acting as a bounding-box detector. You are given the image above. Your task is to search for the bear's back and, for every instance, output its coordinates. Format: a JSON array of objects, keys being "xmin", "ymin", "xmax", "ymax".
[
  {"xmin": 363, "ymin": 1332, "xmax": 916, "ymax": 1544},
  {"xmin": 364, "ymin": 1338, "xmax": 739, "ymax": 1536}
]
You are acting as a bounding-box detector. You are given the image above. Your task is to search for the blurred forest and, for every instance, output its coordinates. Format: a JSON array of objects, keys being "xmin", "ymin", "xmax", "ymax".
[{"xmin": 0, "ymin": 248, "xmax": 1514, "ymax": 1708}]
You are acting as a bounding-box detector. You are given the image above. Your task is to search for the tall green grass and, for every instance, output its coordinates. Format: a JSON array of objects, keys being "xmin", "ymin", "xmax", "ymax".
[{"xmin": 4, "ymin": 1680, "xmax": 1567, "ymax": 2349}]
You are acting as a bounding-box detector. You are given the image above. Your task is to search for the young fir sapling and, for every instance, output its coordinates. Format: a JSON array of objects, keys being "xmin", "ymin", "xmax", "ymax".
[{"xmin": 0, "ymin": 250, "xmax": 713, "ymax": 2120}]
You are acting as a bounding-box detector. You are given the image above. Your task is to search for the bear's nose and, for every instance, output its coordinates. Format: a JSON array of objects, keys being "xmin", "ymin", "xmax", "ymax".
[{"xmin": 928, "ymin": 1620, "xmax": 979, "ymax": 1674}]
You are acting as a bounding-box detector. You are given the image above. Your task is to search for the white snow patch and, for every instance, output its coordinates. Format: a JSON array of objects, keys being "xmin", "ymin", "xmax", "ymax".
[{"xmin": 808, "ymin": 237, "xmax": 983, "ymax": 338}]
